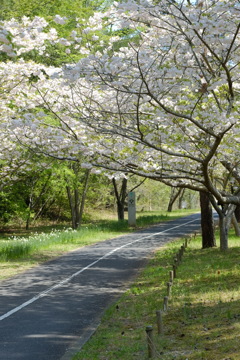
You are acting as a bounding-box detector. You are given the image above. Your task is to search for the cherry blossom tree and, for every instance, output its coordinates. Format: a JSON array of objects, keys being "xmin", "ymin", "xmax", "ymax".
[
  {"xmin": 56, "ymin": 0, "xmax": 239, "ymax": 250},
  {"xmin": 0, "ymin": 15, "xmax": 115, "ymax": 227},
  {"xmin": 1, "ymin": 1, "xmax": 240, "ymax": 249}
]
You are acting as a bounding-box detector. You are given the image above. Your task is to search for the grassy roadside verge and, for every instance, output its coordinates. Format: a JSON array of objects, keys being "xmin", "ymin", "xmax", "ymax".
[
  {"xmin": 0, "ymin": 210, "xmax": 195, "ymax": 281},
  {"xmin": 73, "ymin": 231, "xmax": 240, "ymax": 360}
]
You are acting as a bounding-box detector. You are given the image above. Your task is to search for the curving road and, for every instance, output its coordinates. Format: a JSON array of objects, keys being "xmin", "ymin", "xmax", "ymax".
[{"xmin": 0, "ymin": 213, "xmax": 201, "ymax": 360}]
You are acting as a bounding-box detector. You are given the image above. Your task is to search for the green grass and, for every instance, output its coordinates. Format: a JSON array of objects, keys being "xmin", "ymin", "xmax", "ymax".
[
  {"xmin": 0, "ymin": 209, "xmax": 195, "ymax": 280},
  {"xmin": 72, "ymin": 230, "xmax": 240, "ymax": 360}
]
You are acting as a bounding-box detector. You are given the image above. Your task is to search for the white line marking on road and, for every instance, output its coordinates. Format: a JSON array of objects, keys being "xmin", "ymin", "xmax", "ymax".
[{"xmin": 0, "ymin": 216, "xmax": 199, "ymax": 321}]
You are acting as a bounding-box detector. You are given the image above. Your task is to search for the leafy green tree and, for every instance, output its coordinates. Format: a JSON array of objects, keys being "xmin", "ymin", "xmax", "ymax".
[
  {"xmin": 0, "ymin": 0, "xmax": 109, "ymax": 65},
  {"xmin": 0, "ymin": 185, "xmax": 28, "ymax": 224},
  {"xmin": 0, "ymin": 0, "xmax": 105, "ymax": 20}
]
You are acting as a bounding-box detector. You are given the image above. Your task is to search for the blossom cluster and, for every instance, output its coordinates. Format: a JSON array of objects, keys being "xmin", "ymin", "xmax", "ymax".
[{"xmin": 0, "ymin": 1, "xmax": 240, "ymax": 207}]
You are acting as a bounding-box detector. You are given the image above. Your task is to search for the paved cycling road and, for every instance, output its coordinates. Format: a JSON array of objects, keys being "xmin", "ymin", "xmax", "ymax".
[{"xmin": 0, "ymin": 213, "xmax": 201, "ymax": 360}]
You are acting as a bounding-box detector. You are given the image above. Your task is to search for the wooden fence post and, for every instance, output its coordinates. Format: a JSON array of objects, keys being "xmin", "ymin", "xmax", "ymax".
[
  {"xmin": 156, "ymin": 310, "xmax": 163, "ymax": 335},
  {"xmin": 163, "ymin": 296, "xmax": 169, "ymax": 311},
  {"xmin": 178, "ymin": 250, "xmax": 182, "ymax": 263},
  {"xmin": 174, "ymin": 257, "xmax": 178, "ymax": 267},
  {"xmin": 173, "ymin": 264, "xmax": 177, "ymax": 278},
  {"xmin": 146, "ymin": 325, "xmax": 154, "ymax": 358},
  {"xmin": 167, "ymin": 282, "xmax": 172, "ymax": 297}
]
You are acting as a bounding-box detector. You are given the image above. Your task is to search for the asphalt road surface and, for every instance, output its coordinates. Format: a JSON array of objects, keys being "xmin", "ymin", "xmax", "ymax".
[{"xmin": 0, "ymin": 213, "xmax": 201, "ymax": 360}]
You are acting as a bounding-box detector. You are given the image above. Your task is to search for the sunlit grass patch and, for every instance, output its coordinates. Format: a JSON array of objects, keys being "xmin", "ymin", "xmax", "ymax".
[
  {"xmin": 0, "ymin": 210, "xmax": 192, "ymax": 262},
  {"xmin": 0, "ymin": 210, "xmax": 193, "ymax": 280},
  {"xmin": 73, "ymin": 231, "xmax": 240, "ymax": 360}
]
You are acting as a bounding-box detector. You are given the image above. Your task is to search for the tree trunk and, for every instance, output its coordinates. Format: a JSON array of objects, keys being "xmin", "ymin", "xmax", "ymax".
[
  {"xmin": 66, "ymin": 169, "xmax": 91, "ymax": 229},
  {"xmin": 78, "ymin": 169, "xmax": 91, "ymax": 227},
  {"xmin": 117, "ymin": 201, "xmax": 125, "ymax": 220},
  {"xmin": 218, "ymin": 204, "xmax": 236, "ymax": 251},
  {"xmin": 218, "ymin": 214, "xmax": 229, "ymax": 251},
  {"xmin": 26, "ymin": 211, "xmax": 31, "ymax": 231},
  {"xmin": 66, "ymin": 185, "xmax": 76, "ymax": 229},
  {"xmin": 199, "ymin": 191, "xmax": 216, "ymax": 248},
  {"xmin": 112, "ymin": 178, "xmax": 127, "ymax": 221},
  {"xmin": 178, "ymin": 189, "xmax": 185, "ymax": 209},
  {"xmin": 167, "ymin": 187, "xmax": 183, "ymax": 212},
  {"xmin": 74, "ymin": 188, "xmax": 80, "ymax": 229},
  {"xmin": 234, "ymin": 205, "xmax": 240, "ymax": 222},
  {"xmin": 231, "ymin": 213, "xmax": 240, "ymax": 237},
  {"xmin": 25, "ymin": 193, "xmax": 33, "ymax": 230}
]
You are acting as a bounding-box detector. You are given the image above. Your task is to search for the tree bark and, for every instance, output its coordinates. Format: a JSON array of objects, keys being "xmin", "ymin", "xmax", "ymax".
[
  {"xmin": 218, "ymin": 213, "xmax": 228, "ymax": 251},
  {"xmin": 199, "ymin": 191, "xmax": 216, "ymax": 248},
  {"xmin": 178, "ymin": 189, "xmax": 185, "ymax": 209},
  {"xmin": 218, "ymin": 204, "xmax": 236, "ymax": 251},
  {"xmin": 234, "ymin": 205, "xmax": 240, "ymax": 222},
  {"xmin": 66, "ymin": 185, "xmax": 76, "ymax": 229},
  {"xmin": 117, "ymin": 202, "xmax": 125, "ymax": 220},
  {"xmin": 66, "ymin": 168, "xmax": 91, "ymax": 229},
  {"xmin": 231, "ymin": 213, "xmax": 240, "ymax": 236},
  {"xmin": 112, "ymin": 178, "xmax": 127, "ymax": 220},
  {"xmin": 167, "ymin": 187, "xmax": 183, "ymax": 212},
  {"xmin": 26, "ymin": 210, "xmax": 31, "ymax": 231},
  {"xmin": 74, "ymin": 188, "xmax": 80, "ymax": 229},
  {"xmin": 26, "ymin": 194, "xmax": 33, "ymax": 230},
  {"xmin": 78, "ymin": 169, "xmax": 91, "ymax": 227}
]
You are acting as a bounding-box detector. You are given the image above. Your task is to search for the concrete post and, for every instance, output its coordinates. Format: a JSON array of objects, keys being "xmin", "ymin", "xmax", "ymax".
[{"xmin": 128, "ymin": 191, "xmax": 136, "ymax": 226}]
